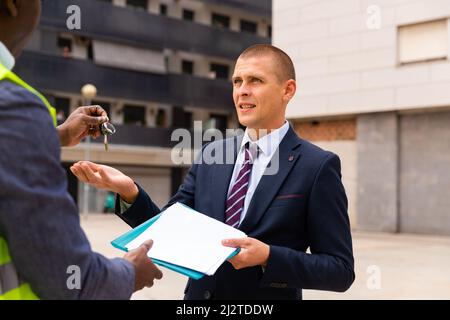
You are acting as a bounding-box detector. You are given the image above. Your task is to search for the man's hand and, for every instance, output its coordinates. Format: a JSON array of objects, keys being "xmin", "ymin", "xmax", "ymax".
[
  {"xmin": 124, "ymin": 240, "xmax": 163, "ymax": 291},
  {"xmin": 57, "ymin": 105, "xmax": 108, "ymax": 147},
  {"xmin": 222, "ymin": 237, "xmax": 270, "ymax": 270},
  {"xmin": 70, "ymin": 161, "xmax": 139, "ymax": 203}
]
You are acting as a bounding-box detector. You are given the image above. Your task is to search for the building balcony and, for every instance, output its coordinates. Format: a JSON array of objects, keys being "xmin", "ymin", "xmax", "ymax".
[
  {"xmin": 85, "ymin": 124, "xmax": 227, "ymax": 149},
  {"xmin": 40, "ymin": 0, "xmax": 270, "ymax": 60},
  {"xmin": 199, "ymin": 0, "xmax": 271, "ymax": 18},
  {"xmin": 15, "ymin": 51, "xmax": 234, "ymax": 110},
  {"xmin": 90, "ymin": 124, "xmax": 176, "ymax": 148}
]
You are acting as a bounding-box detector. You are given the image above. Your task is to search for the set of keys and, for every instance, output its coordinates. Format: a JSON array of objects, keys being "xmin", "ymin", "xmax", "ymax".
[{"xmin": 100, "ymin": 122, "xmax": 116, "ymax": 151}]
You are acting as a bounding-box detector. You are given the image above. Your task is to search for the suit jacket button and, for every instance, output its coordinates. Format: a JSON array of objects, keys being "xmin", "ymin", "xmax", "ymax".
[{"xmin": 204, "ymin": 290, "xmax": 211, "ymax": 300}]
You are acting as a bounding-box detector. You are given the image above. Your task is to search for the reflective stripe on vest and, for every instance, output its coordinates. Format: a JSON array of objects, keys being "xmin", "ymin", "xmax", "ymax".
[
  {"xmin": 0, "ymin": 62, "xmax": 56, "ymax": 126},
  {"xmin": 0, "ymin": 61, "xmax": 55, "ymax": 300},
  {"xmin": 0, "ymin": 237, "xmax": 38, "ymax": 300}
]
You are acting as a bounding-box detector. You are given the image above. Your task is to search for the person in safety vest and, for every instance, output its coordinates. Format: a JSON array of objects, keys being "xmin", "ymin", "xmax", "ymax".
[{"xmin": 0, "ymin": 0, "xmax": 162, "ymax": 299}]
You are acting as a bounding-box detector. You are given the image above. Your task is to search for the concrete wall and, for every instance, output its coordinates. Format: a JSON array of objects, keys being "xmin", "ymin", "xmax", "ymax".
[
  {"xmin": 273, "ymin": 0, "xmax": 450, "ymax": 119},
  {"xmin": 400, "ymin": 110, "xmax": 450, "ymax": 235},
  {"xmin": 356, "ymin": 110, "xmax": 450, "ymax": 235},
  {"xmin": 357, "ymin": 112, "xmax": 399, "ymax": 232}
]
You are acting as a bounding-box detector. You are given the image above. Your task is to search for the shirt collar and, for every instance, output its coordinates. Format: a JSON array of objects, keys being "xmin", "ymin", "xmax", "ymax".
[
  {"xmin": 240, "ymin": 120, "xmax": 290, "ymax": 158},
  {"xmin": 0, "ymin": 42, "xmax": 15, "ymax": 71}
]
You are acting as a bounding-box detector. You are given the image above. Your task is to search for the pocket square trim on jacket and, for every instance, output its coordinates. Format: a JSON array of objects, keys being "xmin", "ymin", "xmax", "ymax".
[{"xmin": 274, "ymin": 194, "xmax": 305, "ymax": 200}]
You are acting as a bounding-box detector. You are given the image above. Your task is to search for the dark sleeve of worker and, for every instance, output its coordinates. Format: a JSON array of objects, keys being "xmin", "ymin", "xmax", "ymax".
[{"xmin": 0, "ymin": 82, "xmax": 134, "ymax": 300}]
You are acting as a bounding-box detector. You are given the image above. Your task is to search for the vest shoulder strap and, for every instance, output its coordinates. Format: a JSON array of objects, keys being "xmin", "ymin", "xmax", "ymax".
[{"xmin": 0, "ymin": 62, "xmax": 57, "ymax": 126}]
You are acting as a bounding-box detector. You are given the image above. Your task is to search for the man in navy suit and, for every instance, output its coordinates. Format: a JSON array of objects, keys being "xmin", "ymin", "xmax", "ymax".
[{"xmin": 71, "ymin": 44, "xmax": 355, "ymax": 300}]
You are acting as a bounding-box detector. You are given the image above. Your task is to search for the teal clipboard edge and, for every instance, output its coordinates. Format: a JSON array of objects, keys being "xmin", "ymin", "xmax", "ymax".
[{"xmin": 111, "ymin": 208, "xmax": 240, "ymax": 280}]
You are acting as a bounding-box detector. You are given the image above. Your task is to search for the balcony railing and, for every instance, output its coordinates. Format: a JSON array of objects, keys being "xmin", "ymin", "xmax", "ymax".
[
  {"xmin": 90, "ymin": 125, "xmax": 176, "ymax": 148},
  {"xmin": 40, "ymin": 0, "xmax": 270, "ymax": 60},
  {"xmin": 15, "ymin": 51, "xmax": 234, "ymax": 110},
  {"xmin": 199, "ymin": 0, "xmax": 271, "ymax": 18},
  {"xmin": 88, "ymin": 124, "xmax": 230, "ymax": 149}
]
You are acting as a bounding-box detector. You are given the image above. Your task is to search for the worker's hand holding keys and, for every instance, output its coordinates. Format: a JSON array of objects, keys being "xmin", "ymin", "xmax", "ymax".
[
  {"xmin": 56, "ymin": 105, "xmax": 117, "ymax": 150},
  {"xmin": 56, "ymin": 105, "xmax": 108, "ymax": 147}
]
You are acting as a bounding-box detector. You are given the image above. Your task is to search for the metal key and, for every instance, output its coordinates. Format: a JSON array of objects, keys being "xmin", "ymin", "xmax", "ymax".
[
  {"xmin": 101, "ymin": 122, "xmax": 116, "ymax": 151},
  {"xmin": 104, "ymin": 133, "xmax": 109, "ymax": 151}
]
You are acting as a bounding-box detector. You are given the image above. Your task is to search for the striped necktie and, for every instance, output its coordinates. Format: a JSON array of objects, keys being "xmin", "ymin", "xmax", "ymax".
[{"xmin": 225, "ymin": 143, "xmax": 257, "ymax": 228}]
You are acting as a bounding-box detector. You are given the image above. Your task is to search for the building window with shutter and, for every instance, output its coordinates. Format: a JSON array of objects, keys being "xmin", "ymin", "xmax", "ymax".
[{"xmin": 398, "ymin": 19, "xmax": 448, "ymax": 65}]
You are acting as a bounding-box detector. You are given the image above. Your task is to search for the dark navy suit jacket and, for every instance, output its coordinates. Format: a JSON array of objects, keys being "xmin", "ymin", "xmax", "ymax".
[{"xmin": 116, "ymin": 126, "xmax": 355, "ymax": 300}]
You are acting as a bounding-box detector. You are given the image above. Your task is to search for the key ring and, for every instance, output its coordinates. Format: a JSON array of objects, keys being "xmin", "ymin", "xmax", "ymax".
[{"xmin": 101, "ymin": 122, "xmax": 116, "ymax": 135}]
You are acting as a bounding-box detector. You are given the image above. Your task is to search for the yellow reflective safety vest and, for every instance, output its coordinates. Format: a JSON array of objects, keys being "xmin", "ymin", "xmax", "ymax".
[{"xmin": 0, "ymin": 61, "xmax": 57, "ymax": 300}]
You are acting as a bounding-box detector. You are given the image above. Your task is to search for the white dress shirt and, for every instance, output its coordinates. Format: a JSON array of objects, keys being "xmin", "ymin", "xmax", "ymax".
[
  {"xmin": 227, "ymin": 121, "xmax": 290, "ymax": 224},
  {"xmin": 0, "ymin": 41, "xmax": 15, "ymax": 71}
]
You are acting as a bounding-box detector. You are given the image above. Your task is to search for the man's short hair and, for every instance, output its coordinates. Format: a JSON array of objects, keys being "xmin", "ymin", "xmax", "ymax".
[{"xmin": 239, "ymin": 44, "xmax": 296, "ymax": 82}]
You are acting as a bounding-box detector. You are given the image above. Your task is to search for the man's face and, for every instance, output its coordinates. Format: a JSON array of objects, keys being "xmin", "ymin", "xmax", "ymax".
[{"xmin": 232, "ymin": 55, "xmax": 288, "ymax": 132}]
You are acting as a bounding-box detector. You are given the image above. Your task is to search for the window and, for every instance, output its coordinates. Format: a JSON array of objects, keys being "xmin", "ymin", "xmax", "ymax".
[
  {"xmin": 93, "ymin": 40, "xmax": 166, "ymax": 74},
  {"xmin": 183, "ymin": 9, "xmax": 195, "ymax": 21},
  {"xmin": 164, "ymin": 56, "xmax": 170, "ymax": 71},
  {"xmin": 182, "ymin": 60, "xmax": 194, "ymax": 75},
  {"xmin": 160, "ymin": 4, "xmax": 167, "ymax": 16},
  {"xmin": 212, "ymin": 13, "xmax": 230, "ymax": 29},
  {"xmin": 57, "ymin": 36, "xmax": 72, "ymax": 58},
  {"xmin": 87, "ymin": 40, "xmax": 94, "ymax": 60},
  {"xmin": 398, "ymin": 19, "xmax": 448, "ymax": 64},
  {"xmin": 210, "ymin": 114, "xmax": 228, "ymax": 132},
  {"xmin": 123, "ymin": 105, "xmax": 147, "ymax": 126},
  {"xmin": 156, "ymin": 109, "xmax": 167, "ymax": 128},
  {"xmin": 172, "ymin": 106, "xmax": 193, "ymax": 130},
  {"xmin": 126, "ymin": 0, "xmax": 147, "ymax": 10},
  {"xmin": 92, "ymin": 100, "xmax": 111, "ymax": 119},
  {"xmin": 210, "ymin": 63, "xmax": 229, "ymax": 80},
  {"xmin": 240, "ymin": 20, "xmax": 257, "ymax": 34},
  {"xmin": 54, "ymin": 97, "xmax": 71, "ymax": 125}
]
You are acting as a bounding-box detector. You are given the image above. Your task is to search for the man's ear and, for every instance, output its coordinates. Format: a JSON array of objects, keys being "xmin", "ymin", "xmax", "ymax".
[
  {"xmin": 4, "ymin": 0, "xmax": 18, "ymax": 17},
  {"xmin": 283, "ymin": 79, "xmax": 297, "ymax": 102}
]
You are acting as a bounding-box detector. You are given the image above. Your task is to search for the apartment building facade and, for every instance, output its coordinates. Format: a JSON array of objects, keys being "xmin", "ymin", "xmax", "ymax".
[{"xmin": 15, "ymin": 0, "xmax": 271, "ymax": 211}]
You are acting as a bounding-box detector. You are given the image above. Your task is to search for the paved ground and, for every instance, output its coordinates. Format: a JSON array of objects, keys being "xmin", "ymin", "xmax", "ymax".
[{"xmin": 80, "ymin": 214, "xmax": 450, "ymax": 300}]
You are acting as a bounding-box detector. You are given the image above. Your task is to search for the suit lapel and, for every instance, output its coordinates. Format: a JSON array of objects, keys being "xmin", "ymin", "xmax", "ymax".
[
  {"xmin": 209, "ymin": 134, "xmax": 243, "ymax": 222},
  {"xmin": 239, "ymin": 126, "xmax": 302, "ymax": 234}
]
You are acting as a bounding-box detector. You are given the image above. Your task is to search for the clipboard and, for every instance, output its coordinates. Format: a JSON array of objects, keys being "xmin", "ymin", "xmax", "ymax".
[{"xmin": 111, "ymin": 210, "xmax": 240, "ymax": 280}]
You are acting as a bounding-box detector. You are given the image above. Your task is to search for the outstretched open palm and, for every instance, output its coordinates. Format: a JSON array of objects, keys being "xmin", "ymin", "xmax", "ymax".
[{"xmin": 70, "ymin": 161, "xmax": 135, "ymax": 197}]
